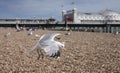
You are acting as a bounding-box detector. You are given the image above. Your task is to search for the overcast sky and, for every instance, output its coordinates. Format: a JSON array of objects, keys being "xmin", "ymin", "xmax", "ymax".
[{"xmin": 0, "ymin": 0, "xmax": 120, "ymax": 20}]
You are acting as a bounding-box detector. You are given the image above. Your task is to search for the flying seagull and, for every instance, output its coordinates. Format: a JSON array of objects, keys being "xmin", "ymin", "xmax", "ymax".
[{"xmin": 29, "ymin": 33, "xmax": 65, "ymax": 59}]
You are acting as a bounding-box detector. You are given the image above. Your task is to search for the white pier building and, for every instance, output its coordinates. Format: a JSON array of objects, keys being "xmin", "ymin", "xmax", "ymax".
[{"xmin": 62, "ymin": 8, "xmax": 120, "ymax": 24}]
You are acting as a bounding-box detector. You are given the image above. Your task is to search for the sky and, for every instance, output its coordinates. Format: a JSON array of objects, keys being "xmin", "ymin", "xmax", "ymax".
[{"xmin": 0, "ymin": 0, "xmax": 120, "ymax": 20}]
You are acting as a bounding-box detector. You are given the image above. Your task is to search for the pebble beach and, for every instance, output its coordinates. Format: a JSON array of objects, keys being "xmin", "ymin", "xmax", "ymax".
[{"xmin": 0, "ymin": 28, "xmax": 120, "ymax": 73}]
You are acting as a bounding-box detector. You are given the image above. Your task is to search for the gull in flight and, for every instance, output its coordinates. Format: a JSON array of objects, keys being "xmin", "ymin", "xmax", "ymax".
[
  {"xmin": 29, "ymin": 33, "xmax": 65, "ymax": 59},
  {"xmin": 4, "ymin": 32, "xmax": 11, "ymax": 37}
]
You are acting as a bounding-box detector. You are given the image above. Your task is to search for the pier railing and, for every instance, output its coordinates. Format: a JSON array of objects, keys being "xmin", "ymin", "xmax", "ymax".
[{"xmin": 0, "ymin": 20, "xmax": 120, "ymax": 33}]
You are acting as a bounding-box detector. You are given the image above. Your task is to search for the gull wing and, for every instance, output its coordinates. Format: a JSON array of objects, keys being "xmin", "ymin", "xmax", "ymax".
[
  {"xmin": 42, "ymin": 41, "xmax": 60, "ymax": 57},
  {"xmin": 39, "ymin": 33, "xmax": 61, "ymax": 42},
  {"xmin": 16, "ymin": 24, "xmax": 21, "ymax": 30}
]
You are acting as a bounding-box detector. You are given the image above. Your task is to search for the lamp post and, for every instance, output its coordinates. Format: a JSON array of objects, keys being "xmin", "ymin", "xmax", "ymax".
[{"xmin": 65, "ymin": 16, "xmax": 69, "ymax": 31}]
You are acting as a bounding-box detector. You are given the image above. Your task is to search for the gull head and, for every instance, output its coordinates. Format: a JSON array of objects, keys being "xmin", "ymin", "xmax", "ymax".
[{"xmin": 58, "ymin": 42, "xmax": 65, "ymax": 49}]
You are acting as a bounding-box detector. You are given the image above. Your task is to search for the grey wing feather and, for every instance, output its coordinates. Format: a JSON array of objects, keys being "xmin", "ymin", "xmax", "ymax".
[
  {"xmin": 43, "ymin": 41, "xmax": 59, "ymax": 56},
  {"xmin": 39, "ymin": 33, "xmax": 61, "ymax": 42}
]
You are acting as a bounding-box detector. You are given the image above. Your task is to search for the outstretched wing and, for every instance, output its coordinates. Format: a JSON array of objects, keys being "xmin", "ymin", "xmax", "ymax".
[
  {"xmin": 42, "ymin": 41, "xmax": 60, "ymax": 57},
  {"xmin": 39, "ymin": 33, "xmax": 61, "ymax": 42}
]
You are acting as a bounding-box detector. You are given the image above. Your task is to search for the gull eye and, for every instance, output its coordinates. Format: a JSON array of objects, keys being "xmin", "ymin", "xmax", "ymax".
[{"xmin": 56, "ymin": 37, "xmax": 60, "ymax": 40}]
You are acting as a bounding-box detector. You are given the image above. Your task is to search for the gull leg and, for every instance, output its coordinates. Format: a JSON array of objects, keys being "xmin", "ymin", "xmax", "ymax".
[
  {"xmin": 56, "ymin": 51, "xmax": 60, "ymax": 59},
  {"xmin": 41, "ymin": 52, "xmax": 44, "ymax": 59},
  {"xmin": 37, "ymin": 49, "xmax": 44, "ymax": 60},
  {"xmin": 57, "ymin": 51, "xmax": 60, "ymax": 57},
  {"xmin": 40, "ymin": 50, "xmax": 44, "ymax": 59},
  {"xmin": 37, "ymin": 49, "xmax": 40, "ymax": 60}
]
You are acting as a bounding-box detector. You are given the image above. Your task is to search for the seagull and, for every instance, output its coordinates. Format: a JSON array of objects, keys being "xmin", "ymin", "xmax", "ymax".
[
  {"xmin": 65, "ymin": 29, "xmax": 72, "ymax": 35},
  {"xmin": 4, "ymin": 32, "xmax": 11, "ymax": 37},
  {"xmin": 114, "ymin": 31, "xmax": 119, "ymax": 35},
  {"xmin": 16, "ymin": 24, "xmax": 21, "ymax": 31},
  {"xmin": 35, "ymin": 34, "xmax": 40, "ymax": 38},
  {"xmin": 65, "ymin": 32, "xmax": 71, "ymax": 35},
  {"xmin": 28, "ymin": 31, "xmax": 33, "ymax": 35},
  {"xmin": 29, "ymin": 33, "xmax": 65, "ymax": 59}
]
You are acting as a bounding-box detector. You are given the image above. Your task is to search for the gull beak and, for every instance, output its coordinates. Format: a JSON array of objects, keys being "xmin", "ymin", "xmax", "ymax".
[{"xmin": 62, "ymin": 42, "xmax": 65, "ymax": 49}]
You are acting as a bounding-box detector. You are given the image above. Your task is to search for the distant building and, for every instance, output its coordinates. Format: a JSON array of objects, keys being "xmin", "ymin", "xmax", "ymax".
[
  {"xmin": 0, "ymin": 17, "xmax": 56, "ymax": 25},
  {"xmin": 62, "ymin": 8, "xmax": 120, "ymax": 24}
]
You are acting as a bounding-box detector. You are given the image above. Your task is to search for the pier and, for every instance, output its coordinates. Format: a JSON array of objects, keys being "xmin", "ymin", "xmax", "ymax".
[
  {"xmin": 0, "ymin": 22, "xmax": 120, "ymax": 33},
  {"xmin": 0, "ymin": 18, "xmax": 120, "ymax": 33}
]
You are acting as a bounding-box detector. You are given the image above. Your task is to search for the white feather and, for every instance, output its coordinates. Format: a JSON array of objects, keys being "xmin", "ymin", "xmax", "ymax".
[
  {"xmin": 29, "ymin": 33, "xmax": 64, "ymax": 58},
  {"xmin": 16, "ymin": 24, "xmax": 21, "ymax": 31}
]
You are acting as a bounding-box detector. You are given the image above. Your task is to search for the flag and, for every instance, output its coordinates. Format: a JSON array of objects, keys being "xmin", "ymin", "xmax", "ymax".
[{"xmin": 66, "ymin": 18, "xmax": 73, "ymax": 22}]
